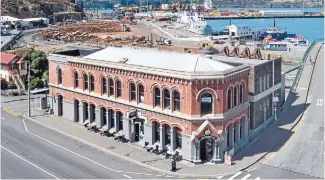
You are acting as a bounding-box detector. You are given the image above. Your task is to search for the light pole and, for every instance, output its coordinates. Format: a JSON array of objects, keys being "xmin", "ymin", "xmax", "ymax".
[
  {"xmin": 273, "ymin": 93, "xmax": 279, "ymax": 121},
  {"xmin": 27, "ymin": 61, "xmax": 31, "ymax": 117}
]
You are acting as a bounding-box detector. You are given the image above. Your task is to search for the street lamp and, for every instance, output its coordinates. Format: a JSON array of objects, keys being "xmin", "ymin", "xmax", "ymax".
[
  {"xmin": 273, "ymin": 93, "xmax": 279, "ymax": 121},
  {"xmin": 27, "ymin": 61, "xmax": 31, "ymax": 117}
]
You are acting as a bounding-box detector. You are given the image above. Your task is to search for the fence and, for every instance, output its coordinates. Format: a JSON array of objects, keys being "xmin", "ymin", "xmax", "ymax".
[
  {"xmin": 237, "ymin": 39, "xmax": 324, "ymax": 152},
  {"xmin": 290, "ymin": 39, "xmax": 324, "ymax": 93}
]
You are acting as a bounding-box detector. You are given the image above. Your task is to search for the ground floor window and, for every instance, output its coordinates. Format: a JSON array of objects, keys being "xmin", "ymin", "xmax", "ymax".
[
  {"xmin": 176, "ymin": 128, "xmax": 182, "ymax": 149},
  {"xmin": 154, "ymin": 122, "xmax": 160, "ymax": 142},
  {"xmin": 165, "ymin": 125, "xmax": 171, "ymax": 145}
]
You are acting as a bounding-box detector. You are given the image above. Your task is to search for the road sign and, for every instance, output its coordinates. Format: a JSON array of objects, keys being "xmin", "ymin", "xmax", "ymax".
[{"xmin": 225, "ymin": 155, "xmax": 232, "ymax": 166}]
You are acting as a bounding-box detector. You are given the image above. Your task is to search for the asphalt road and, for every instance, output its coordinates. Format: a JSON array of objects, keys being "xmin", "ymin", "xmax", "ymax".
[
  {"xmin": 222, "ymin": 43, "xmax": 324, "ymax": 180},
  {"xmin": 263, "ymin": 43, "xmax": 324, "ymax": 179},
  {"xmin": 1, "ymin": 110, "xmax": 173, "ymax": 179}
]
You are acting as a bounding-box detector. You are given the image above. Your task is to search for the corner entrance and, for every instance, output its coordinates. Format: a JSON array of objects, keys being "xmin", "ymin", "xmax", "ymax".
[{"xmin": 200, "ymin": 138, "xmax": 214, "ymax": 162}]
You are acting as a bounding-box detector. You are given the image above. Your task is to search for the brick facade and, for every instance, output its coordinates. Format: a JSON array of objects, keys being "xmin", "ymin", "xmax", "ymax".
[{"xmin": 47, "ymin": 48, "xmax": 253, "ymax": 163}]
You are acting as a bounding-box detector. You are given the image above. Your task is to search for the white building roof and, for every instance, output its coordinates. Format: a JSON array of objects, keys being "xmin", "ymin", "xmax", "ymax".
[{"xmin": 83, "ymin": 47, "xmax": 234, "ymax": 73}]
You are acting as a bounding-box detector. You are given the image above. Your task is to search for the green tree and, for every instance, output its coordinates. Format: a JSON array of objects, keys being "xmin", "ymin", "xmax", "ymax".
[
  {"xmin": 30, "ymin": 77, "xmax": 44, "ymax": 90},
  {"xmin": 42, "ymin": 70, "xmax": 49, "ymax": 86}
]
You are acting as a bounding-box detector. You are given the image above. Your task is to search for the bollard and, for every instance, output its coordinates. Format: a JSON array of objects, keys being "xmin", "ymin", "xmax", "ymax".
[{"xmin": 171, "ymin": 160, "xmax": 176, "ymax": 172}]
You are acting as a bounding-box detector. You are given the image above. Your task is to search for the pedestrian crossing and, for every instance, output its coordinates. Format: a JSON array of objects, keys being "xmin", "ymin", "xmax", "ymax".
[
  {"xmin": 2, "ymin": 108, "xmax": 20, "ymax": 116},
  {"xmin": 221, "ymin": 171, "xmax": 261, "ymax": 180}
]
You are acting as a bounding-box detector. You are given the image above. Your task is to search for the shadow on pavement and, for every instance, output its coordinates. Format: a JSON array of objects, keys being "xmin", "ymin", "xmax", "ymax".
[{"xmin": 233, "ymin": 91, "xmax": 309, "ymax": 162}]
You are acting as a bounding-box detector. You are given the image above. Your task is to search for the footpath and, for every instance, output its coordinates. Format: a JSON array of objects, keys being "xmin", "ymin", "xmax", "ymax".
[{"xmin": 4, "ymin": 43, "xmax": 321, "ymax": 178}]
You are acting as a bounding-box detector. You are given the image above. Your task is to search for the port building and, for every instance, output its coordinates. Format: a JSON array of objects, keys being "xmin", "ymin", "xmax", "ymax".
[{"xmin": 47, "ymin": 46, "xmax": 284, "ymax": 163}]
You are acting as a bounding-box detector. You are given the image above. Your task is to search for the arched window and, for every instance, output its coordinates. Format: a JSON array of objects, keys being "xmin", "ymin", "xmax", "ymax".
[
  {"xmin": 138, "ymin": 84, "xmax": 144, "ymax": 103},
  {"xmin": 90, "ymin": 74, "xmax": 95, "ymax": 92},
  {"xmin": 200, "ymin": 93, "xmax": 212, "ymax": 115},
  {"xmin": 227, "ymin": 126, "xmax": 230, "ymax": 146},
  {"xmin": 130, "ymin": 82, "xmax": 136, "ymax": 101},
  {"xmin": 163, "ymin": 89, "xmax": 170, "ymax": 109},
  {"xmin": 101, "ymin": 77, "xmax": 107, "ymax": 95},
  {"xmin": 154, "ymin": 121, "xmax": 160, "ymax": 142},
  {"xmin": 234, "ymin": 123, "xmax": 237, "ymax": 143},
  {"xmin": 83, "ymin": 74, "xmax": 88, "ymax": 90},
  {"xmin": 109, "ymin": 78, "xmax": 114, "ymax": 96},
  {"xmin": 240, "ymin": 84, "xmax": 244, "ymax": 104},
  {"xmin": 227, "ymin": 88, "xmax": 232, "ymax": 110},
  {"xmin": 57, "ymin": 68, "xmax": 62, "ymax": 85},
  {"xmin": 154, "ymin": 88, "xmax": 160, "ymax": 107},
  {"xmin": 175, "ymin": 127, "xmax": 182, "ymax": 149},
  {"xmin": 240, "ymin": 118, "xmax": 245, "ymax": 138},
  {"xmin": 164, "ymin": 124, "xmax": 171, "ymax": 145},
  {"xmin": 234, "ymin": 86, "xmax": 238, "ymax": 107},
  {"xmin": 116, "ymin": 80, "xmax": 121, "ymax": 98},
  {"xmin": 74, "ymin": 71, "xmax": 79, "ymax": 88},
  {"xmin": 173, "ymin": 91, "xmax": 180, "ymax": 111}
]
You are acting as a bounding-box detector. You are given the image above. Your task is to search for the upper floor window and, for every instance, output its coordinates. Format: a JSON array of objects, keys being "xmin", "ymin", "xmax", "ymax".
[
  {"xmin": 130, "ymin": 82, "xmax": 136, "ymax": 101},
  {"xmin": 101, "ymin": 77, "xmax": 107, "ymax": 95},
  {"xmin": 233, "ymin": 86, "xmax": 238, "ymax": 107},
  {"xmin": 74, "ymin": 71, "xmax": 78, "ymax": 88},
  {"xmin": 109, "ymin": 78, "xmax": 114, "ymax": 96},
  {"xmin": 227, "ymin": 88, "xmax": 232, "ymax": 110},
  {"xmin": 83, "ymin": 74, "xmax": 88, "ymax": 90},
  {"xmin": 90, "ymin": 74, "xmax": 95, "ymax": 92},
  {"xmin": 116, "ymin": 80, "xmax": 121, "ymax": 98},
  {"xmin": 154, "ymin": 88, "xmax": 160, "ymax": 107},
  {"xmin": 240, "ymin": 84, "xmax": 244, "ymax": 104},
  {"xmin": 138, "ymin": 84, "xmax": 144, "ymax": 103},
  {"xmin": 200, "ymin": 93, "xmax": 212, "ymax": 115},
  {"xmin": 57, "ymin": 68, "xmax": 62, "ymax": 85},
  {"xmin": 163, "ymin": 89, "xmax": 170, "ymax": 109},
  {"xmin": 173, "ymin": 91, "xmax": 180, "ymax": 111}
]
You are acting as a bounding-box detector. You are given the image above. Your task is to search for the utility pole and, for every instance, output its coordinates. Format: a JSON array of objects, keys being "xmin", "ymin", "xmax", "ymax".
[{"xmin": 27, "ymin": 61, "xmax": 31, "ymax": 117}]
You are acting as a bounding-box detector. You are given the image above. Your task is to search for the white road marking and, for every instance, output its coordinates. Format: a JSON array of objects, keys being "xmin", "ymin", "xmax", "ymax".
[
  {"xmin": 217, "ymin": 176, "xmax": 224, "ymax": 179},
  {"xmin": 228, "ymin": 171, "xmax": 242, "ymax": 180},
  {"xmin": 1, "ymin": 145, "xmax": 60, "ymax": 179},
  {"xmin": 123, "ymin": 174, "xmax": 132, "ymax": 179},
  {"xmin": 255, "ymin": 178, "xmax": 261, "ymax": 180},
  {"xmin": 23, "ymin": 119, "xmax": 28, "ymax": 131},
  {"xmin": 1, "ymin": 117, "xmax": 5, "ymax": 120},
  {"xmin": 241, "ymin": 174, "xmax": 251, "ymax": 180},
  {"xmin": 22, "ymin": 119, "xmax": 164, "ymax": 177}
]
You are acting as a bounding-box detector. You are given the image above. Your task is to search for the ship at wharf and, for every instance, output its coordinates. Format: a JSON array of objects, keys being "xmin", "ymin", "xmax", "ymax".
[{"xmin": 204, "ymin": 15, "xmax": 324, "ymax": 20}]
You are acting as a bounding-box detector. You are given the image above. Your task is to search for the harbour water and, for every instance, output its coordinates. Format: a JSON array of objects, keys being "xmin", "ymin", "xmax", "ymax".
[
  {"xmin": 86, "ymin": 8, "xmax": 324, "ymax": 41},
  {"xmin": 209, "ymin": 8, "xmax": 324, "ymax": 41},
  {"xmin": 208, "ymin": 17, "xmax": 324, "ymax": 41}
]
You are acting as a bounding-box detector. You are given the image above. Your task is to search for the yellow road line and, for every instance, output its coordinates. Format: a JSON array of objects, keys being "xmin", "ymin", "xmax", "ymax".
[{"xmin": 2, "ymin": 108, "xmax": 20, "ymax": 116}]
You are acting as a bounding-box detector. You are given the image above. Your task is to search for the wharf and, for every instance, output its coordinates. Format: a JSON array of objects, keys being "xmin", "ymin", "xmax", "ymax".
[{"xmin": 204, "ymin": 15, "xmax": 324, "ymax": 20}]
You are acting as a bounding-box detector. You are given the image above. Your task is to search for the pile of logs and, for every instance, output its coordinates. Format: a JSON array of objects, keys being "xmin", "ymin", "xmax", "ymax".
[
  {"xmin": 41, "ymin": 21, "xmax": 124, "ymax": 42},
  {"xmin": 85, "ymin": 35, "xmax": 151, "ymax": 47}
]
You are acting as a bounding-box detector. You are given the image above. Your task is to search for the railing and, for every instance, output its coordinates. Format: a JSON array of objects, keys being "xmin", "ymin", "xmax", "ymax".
[
  {"xmin": 290, "ymin": 39, "xmax": 324, "ymax": 93},
  {"xmin": 237, "ymin": 39, "xmax": 324, "ymax": 152}
]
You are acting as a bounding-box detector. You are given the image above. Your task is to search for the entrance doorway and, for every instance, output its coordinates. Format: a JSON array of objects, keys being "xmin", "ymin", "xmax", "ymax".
[
  {"xmin": 58, "ymin": 95, "xmax": 63, "ymax": 117},
  {"xmin": 133, "ymin": 118, "xmax": 144, "ymax": 142},
  {"xmin": 200, "ymin": 138, "xmax": 214, "ymax": 162}
]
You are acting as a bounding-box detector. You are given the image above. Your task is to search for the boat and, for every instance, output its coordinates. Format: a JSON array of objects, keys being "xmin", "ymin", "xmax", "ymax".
[
  {"xmin": 263, "ymin": 18, "xmax": 296, "ymax": 40},
  {"xmin": 283, "ymin": 36, "xmax": 309, "ymax": 46},
  {"xmin": 176, "ymin": 11, "xmax": 213, "ymax": 35}
]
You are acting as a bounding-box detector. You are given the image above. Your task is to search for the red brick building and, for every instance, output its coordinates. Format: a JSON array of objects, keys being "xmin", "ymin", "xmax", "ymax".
[{"xmin": 48, "ymin": 46, "xmax": 250, "ymax": 163}]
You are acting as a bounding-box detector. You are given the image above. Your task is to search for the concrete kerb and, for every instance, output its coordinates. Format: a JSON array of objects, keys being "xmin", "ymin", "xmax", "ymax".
[
  {"xmin": 241, "ymin": 42, "xmax": 323, "ymax": 172},
  {"xmin": 21, "ymin": 113, "xmax": 242, "ymax": 178}
]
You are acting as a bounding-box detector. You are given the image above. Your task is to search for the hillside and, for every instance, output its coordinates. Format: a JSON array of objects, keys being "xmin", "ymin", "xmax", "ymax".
[{"xmin": 1, "ymin": 0, "xmax": 82, "ymax": 18}]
